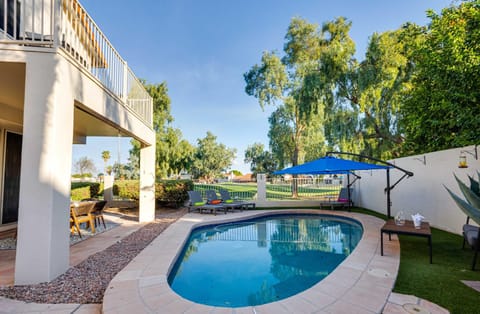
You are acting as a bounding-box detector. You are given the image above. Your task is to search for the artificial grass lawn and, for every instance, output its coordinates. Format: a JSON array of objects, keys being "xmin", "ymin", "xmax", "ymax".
[
  {"xmin": 395, "ymin": 228, "xmax": 480, "ymax": 314},
  {"xmin": 351, "ymin": 207, "xmax": 480, "ymax": 314}
]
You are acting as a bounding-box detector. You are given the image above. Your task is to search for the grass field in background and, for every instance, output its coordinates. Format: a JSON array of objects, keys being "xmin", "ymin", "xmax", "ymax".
[{"xmin": 194, "ymin": 182, "xmax": 341, "ymax": 200}]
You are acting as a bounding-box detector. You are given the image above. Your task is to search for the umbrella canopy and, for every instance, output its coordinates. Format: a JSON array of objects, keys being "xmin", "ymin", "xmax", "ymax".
[{"xmin": 274, "ymin": 156, "xmax": 390, "ymax": 175}]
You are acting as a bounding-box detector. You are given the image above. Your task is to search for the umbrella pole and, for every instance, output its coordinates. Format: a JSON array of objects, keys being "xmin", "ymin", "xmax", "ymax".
[
  {"xmin": 386, "ymin": 168, "xmax": 391, "ymax": 219},
  {"xmin": 347, "ymin": 174, "xmax": 351, "ymax": 211}
]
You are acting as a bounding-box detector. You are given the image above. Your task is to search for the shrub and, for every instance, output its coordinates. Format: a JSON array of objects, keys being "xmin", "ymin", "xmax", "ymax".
[
  {"xmin": 71, "ymin": 182, "xmax": 99, "ymax": 200},
  {"xmin": 156, "ymin": 180, "xmax": 193, "ymax": 208},
  {"xmin": 76, "ymin": 179, "xmax": 193, "ymax": 207},
  {"xmin": 89, "ymin": 183, "xmax": 100, "ymax": 198},
  {"xmin": 114, "ymin": 180, "xmax": 140, "ymax": 200}
]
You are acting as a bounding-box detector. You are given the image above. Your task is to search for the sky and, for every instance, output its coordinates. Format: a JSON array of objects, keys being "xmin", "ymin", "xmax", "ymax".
[{"xmin": 72, "ymin": 0, "xmax": 454, "ymax": 175}]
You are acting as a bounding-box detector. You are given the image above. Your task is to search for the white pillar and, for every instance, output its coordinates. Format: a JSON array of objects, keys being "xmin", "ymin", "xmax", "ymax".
[
  {"xmin": 256, "ymin": 173, "xmax": 267, "ymax": 202},
  {"xmin": 15, "ymin": 55, "xmax": 73, "ymax": 284},
  {"xmin": 103, "ymin": 175, "xmax": 114, "ymax": 202},
  {"xmin": 139, "ymin": 144, "xmax": 155, "ymax": 222}
]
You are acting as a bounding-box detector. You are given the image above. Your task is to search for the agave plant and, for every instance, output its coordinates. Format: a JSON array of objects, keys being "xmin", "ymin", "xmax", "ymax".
[{"xmin": 444, "ymin": 171, "xmax": 480, "ymax": 270}]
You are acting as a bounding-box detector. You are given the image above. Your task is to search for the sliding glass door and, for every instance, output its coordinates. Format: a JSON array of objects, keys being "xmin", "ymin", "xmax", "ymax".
[{"xmin": 2, "ymin": 131, "xmax": 22, "ymax": 224}]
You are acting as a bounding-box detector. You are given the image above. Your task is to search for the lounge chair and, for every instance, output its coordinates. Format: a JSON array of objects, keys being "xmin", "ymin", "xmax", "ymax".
[
  {"xmin": 462, "ymin": 216, "xmax": 479, "ymax": 270},
  {"xmin": 219, "ymin": 189, "xmax": 256, "ymax": 210},
  {"xmin": 187, "ymin": 191, "xmax": 227, "ymax": 215},
  {"xmin": 319, "ymin": 187, "xmax": 353, "ymax": 210},
  {"xmin": 205, "ymin": 190, "xmax": 243, "ymax": 212}
]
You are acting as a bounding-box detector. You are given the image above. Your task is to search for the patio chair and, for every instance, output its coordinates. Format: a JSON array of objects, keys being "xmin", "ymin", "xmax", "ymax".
[
  {"xmin": 82, "ymin": 198, "xmax": 108, "ymax": 229},
  {"xmin": 319, "ymin": 187, "xmax": 353, "ymax": 210},
  {"xmin": 187, "ymin": 191, "xmax": 227, "ymax": 215},
  {"xmin": 205, "ymin": 190, "xmax": 243, "ymax": 212},
  {"xmin": 70, "ymin": 201, "xmax": 96, "ymax": 238},
  {"xmin": 219, "ymin": 189, "xmax": 256, "ymax": 210},
  {"xmin": 462, "ymin": 216, "xmax": 479, "ymax": 270},
  {"xmin": 91, "ymin": 200, "xmax": 108, "ymax": 229}
]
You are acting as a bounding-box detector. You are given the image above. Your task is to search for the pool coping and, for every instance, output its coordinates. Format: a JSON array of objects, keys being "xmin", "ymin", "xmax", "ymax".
[{"xmin": 103, "ymin": 209, "xmax": 400, "ymax": 314}]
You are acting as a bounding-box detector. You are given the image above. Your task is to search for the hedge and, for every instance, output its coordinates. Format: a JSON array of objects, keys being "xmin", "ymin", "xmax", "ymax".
[
  {"xmin": 90, "ymin": 179, "xmax": 193, "ymax": 208},
  {"xmin": 71, "ymin": 182, "xmax": 100, "ymax": 201}
]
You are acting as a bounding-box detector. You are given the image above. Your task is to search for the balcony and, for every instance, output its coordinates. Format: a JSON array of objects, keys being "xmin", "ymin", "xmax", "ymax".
[{"xmin": 0, "ymin": 0, "xmax": 152, "ymax": 127}]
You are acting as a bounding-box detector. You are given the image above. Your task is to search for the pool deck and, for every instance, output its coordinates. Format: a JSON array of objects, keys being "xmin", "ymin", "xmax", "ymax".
[
  {"xmin": 102, "ymin": 209, "xmax": 402, "ymax": 313},
  {"xmin": 0, "ymin": 209, "xmax": 450, "ymax": 313}
]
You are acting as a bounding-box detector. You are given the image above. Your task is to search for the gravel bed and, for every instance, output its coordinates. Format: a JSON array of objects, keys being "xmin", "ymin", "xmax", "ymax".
[{"xmin": 0, "ymin": 208, "xmax": 187, "ymax": 304}]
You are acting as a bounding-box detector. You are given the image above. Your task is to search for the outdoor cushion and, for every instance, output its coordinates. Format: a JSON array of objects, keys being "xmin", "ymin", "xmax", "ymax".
[
  {"xmin": 210, "ymin": 199, "xmax": 221, "ymax": 205},
  {"xmin": 463, "ymin": 224, "xmax": 479, "ymax": 246},
  {"xmin": 225, "ymin": 199, "xmax": 234, "ymax": 203},
  {"xmin": 194, "ymin": 201, "xmax": 205, "ymax": 206}
]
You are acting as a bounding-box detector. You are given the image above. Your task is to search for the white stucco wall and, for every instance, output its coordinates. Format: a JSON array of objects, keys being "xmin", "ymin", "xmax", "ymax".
[
  {"xmin": 355, "ymin": 145, "xmax": 479, "ymax": 235},
  {"xmin": 1, "ymin": 45, "xmax": 155, "ymax": 284}
]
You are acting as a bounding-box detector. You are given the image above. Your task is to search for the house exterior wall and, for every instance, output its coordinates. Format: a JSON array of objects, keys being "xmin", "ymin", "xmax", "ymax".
[
  {"xmin": 0, "ymin": 45, "xmax": 155, "ymax": 284},
  {"xmin": 355, "ymin": 145, "xmax": 480, "ymax": 235}
]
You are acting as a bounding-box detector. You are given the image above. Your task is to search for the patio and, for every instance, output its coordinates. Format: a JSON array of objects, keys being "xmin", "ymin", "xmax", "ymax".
[{"xmin": 0, "ymin": 207, "xmax": 454, "ymax": 313}]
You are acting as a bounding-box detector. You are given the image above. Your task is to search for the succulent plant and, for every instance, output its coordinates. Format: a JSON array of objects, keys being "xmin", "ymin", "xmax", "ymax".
[
  {"xmin": 445, "ymin": 171, "xmax": 480, "ymax": 270},
  {"xmin": 444, "ymin": 172, "xmax": 480, "ymax": 226}
]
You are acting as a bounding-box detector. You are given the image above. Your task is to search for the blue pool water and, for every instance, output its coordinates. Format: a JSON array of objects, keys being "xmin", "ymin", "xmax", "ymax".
[{"xmin": 168, "ymin": 214, "xmax": 363, "ymax": 307}]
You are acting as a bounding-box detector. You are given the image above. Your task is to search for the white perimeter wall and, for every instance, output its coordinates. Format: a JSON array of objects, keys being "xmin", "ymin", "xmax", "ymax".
[{"xmin": 355, "ymin": 145, "xmax": 479, "ymax": 235}]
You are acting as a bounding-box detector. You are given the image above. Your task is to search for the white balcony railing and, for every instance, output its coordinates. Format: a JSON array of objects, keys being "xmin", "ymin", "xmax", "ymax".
[{"xmin": 0, "ymin": 0, "xmax": 152, "ymax": 127}]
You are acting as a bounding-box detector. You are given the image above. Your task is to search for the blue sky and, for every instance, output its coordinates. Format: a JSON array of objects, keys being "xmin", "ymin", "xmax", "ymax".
[{"xmin": 73, "ymin": 0, "xmax": 453, "ymax": 175}]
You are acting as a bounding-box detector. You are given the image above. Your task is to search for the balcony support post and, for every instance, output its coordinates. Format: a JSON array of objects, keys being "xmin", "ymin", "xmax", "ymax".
[
  {"xmin": 15, "ymin": 54, "xmax": 73, "ymax": 284},
  {"xmin": 139, "ymin": 143, "xmax": 156, "ymax": 222}
]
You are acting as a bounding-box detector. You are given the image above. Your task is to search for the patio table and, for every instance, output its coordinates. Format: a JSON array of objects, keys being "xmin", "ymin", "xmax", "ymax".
[{"xmin": 381, "ymin": 219, "xmax": 432, "ymax": 264}]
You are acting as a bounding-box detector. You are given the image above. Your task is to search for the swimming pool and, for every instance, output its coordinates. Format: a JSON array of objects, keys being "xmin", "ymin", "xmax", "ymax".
[{"xmin": 168, "ymin": 214, "xmax": 363, "ymax": 307}]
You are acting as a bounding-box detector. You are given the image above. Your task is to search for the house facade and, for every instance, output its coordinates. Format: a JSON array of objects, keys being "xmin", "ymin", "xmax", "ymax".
[{"xmin": 0, "ymin": 0, "xmax": 156, "ymax": 284}]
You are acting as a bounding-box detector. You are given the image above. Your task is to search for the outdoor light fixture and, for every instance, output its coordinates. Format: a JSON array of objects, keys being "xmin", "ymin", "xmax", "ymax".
[{"xmin": 458, "ymin": 145, "xmax": 478, "ymax": 168}]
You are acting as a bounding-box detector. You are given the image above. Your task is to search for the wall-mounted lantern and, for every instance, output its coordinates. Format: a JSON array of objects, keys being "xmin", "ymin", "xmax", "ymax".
[
  {"xmin": 458, "ymin": 145, "xmax": 478, "ymax": 169},
  {"xmin": 458, "ymin": 153, "xmax": 468, "ymax": 168}
]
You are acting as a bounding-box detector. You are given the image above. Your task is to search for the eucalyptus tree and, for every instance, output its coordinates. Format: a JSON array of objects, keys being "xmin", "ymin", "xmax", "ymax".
[
  {"xmin": 244, "ymin": 17, "xmax": 327, "ymax": 168},
  {"xmin": 244, "ymin": 142, "xmax": 278, "ymax": 177},
  {"xmin": 401, "ymin": 1, "xmax": 480, "ymax": 154},
  {"xmin": 191, "ymin": 132, "xmax": 237, "ymax": 183},
  {"xmin": 311, "ymin": 18, "xmax": 417, "ymax": 159}
]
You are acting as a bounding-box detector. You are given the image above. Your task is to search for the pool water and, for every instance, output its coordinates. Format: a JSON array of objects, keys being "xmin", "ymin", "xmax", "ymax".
[{"xmin": 168, "ymin": 214, "xmax": 363, "ymax": 307}]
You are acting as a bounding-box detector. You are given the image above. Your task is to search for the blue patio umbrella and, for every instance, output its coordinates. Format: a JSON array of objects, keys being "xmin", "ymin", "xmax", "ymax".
[
  {"xmin": 273, "ymin": 155, "xmax": 409, "ymax": 218},
  {"xmin": 273, "ymin": 156, "xmax": 390, "ymax": 175}
]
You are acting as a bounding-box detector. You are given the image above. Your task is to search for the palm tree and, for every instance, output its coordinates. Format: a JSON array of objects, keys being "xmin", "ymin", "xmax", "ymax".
[{"xmin": 101, "ymin": 150, "xmax": 111, "ymax": 174}]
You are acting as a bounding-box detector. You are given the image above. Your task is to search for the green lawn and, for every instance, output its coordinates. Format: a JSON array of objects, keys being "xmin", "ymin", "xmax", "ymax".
[
  {"xmin": 351, "ymin": 208, "xmax": 480, "ymax": 314},
  {"xmin": 194, "ymin": 182, "xmax": 340, "ymax": 200}
]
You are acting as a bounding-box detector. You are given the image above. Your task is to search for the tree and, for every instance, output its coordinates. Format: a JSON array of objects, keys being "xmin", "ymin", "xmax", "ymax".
[
  {"xmin": 101, "ymin": 150, "xmax": 110, "ymax": 174},
  {"xmin": 112, "ymin": 162, "xmax": 127, "ymax": 180},
  {"xmin": 157, "ymin": 127, "xmax": 195, "ymax": 178},
  {"xmin": 191, "ymin": 132, "xmax": 236, "ymax": 183},
  {"xmin": 244, "ymin": 143, "xmax": 278, "ymax": 177},
  {"xmin": 231, "ymin": 169, "xmax": 242, "ymax": 176},
  {"xmin": 244, "ymin": 17, "xmax": 327, "ymax": 168},
  {"xmin": 297, "ymin": 17, "xmax": 418, "ymax": 160},
  {"xmin": 74, "ymin": 157, "xmax": 96, "ymax": 176},
  {"xmin": 401, "ymin": 1, "xmax": 480, "ymax": 154},
  {"xmin": 129, "ymin": 81, "xmax": 195, "ymax": 179}
]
